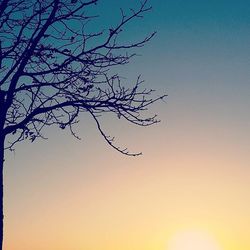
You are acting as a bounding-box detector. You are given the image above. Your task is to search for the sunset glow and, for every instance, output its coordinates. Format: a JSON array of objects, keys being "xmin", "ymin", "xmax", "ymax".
[{"xmin": 167, "ymin": 230, "xmax": 222, "ymax": 250}]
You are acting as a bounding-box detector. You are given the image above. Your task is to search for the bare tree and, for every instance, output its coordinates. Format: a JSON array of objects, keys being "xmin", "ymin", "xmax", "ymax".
[{"xmin": 0, "ymin": 0, "xmax": 166, "ymax": 248}]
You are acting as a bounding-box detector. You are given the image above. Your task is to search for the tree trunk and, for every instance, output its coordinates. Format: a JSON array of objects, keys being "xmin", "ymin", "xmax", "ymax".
[
  {"xmin": 0, "ymin": 135, "xmax": 4, "ymax": 250},
  {"xmin": 0, "ymin": 89, "xmax": 5, "ymax": 250}
]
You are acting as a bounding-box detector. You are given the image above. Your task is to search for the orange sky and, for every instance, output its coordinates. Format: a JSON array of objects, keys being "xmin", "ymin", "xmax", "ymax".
[{"xmin": 4, "ymin": 102, "xmax": 250, "ymax": 249}]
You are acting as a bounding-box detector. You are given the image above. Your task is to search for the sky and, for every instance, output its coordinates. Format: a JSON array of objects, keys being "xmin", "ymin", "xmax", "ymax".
[{"xmin": 3, "ymin": 0, "xmax": 250, "ymax": 249}]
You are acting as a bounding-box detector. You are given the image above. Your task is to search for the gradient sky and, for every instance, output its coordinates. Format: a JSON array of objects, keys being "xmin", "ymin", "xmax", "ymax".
[{"xmin": 3, "ymin": 0, "xmax": 250, "ymax": 249}]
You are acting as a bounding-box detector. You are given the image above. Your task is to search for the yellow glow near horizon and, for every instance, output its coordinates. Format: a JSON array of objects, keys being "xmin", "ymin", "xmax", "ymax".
[{"xmin": 167, "ymin": 230, "xmax": 222, "ymax": 250}]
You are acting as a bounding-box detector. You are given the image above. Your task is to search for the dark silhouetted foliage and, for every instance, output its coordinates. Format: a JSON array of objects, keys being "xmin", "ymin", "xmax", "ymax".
[{"xmin": 0, "ymin": 0, "xmax": 166, "ymax": 248}]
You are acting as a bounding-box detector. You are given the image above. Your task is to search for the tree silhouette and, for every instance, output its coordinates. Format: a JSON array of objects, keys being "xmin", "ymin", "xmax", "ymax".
[{"xmin": 0, "ymin": 0, "xmax": 166, "ymax": 248}]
